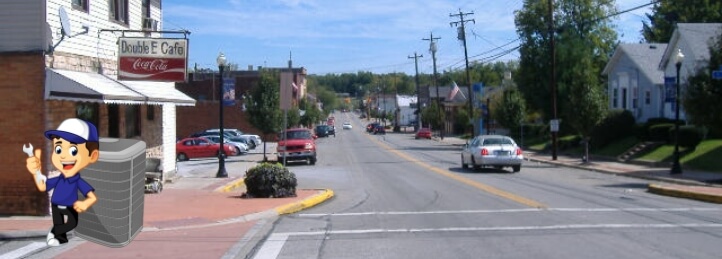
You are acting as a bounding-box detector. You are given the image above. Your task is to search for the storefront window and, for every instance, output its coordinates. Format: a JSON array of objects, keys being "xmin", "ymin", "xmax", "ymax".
[{"xmin": 76, "ymin": 103, "xmax": 99, "ymax": 127}]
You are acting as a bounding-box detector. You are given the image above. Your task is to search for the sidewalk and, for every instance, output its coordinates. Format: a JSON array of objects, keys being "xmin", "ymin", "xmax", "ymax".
[
  {"xmin": 435, "ymin": 136, "xmax": 722, "ymax": 204},
  {"xmin": 0, "ymin": 152, "xmax": 333, "ymax": 258}
]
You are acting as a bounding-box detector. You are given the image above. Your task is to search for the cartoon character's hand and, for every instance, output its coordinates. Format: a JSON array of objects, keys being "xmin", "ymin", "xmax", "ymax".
[
  {"xmin": 73, "ymin": 201, "xmax": 90, "ymax": 213},
  {"xmin": 26, "ymin": 149, "xmax": 42, "ymax": 176}
]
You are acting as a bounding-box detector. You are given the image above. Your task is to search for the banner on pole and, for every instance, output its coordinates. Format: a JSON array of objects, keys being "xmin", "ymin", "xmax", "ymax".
[{"xmin": 223, "ymin": 78, "xmax": 235, "ymax": 106}]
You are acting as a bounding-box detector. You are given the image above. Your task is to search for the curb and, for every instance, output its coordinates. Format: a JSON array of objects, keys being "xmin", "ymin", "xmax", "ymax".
[
  {"xmin": 275, "ymin": 189, "xmax": 334, "ymax": 215},
  {"xmin": 217, "ymin": 177, "xmax": 246, "ymax": 193},
  {"xmin": 647, "ymin": 184, "xmax": 722, "ymax": 204}
]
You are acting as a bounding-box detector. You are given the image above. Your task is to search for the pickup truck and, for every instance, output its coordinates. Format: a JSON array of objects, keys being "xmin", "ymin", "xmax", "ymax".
[{"xmin": 277, "ymin": 128, "xmax": 317, "ymax": 165}]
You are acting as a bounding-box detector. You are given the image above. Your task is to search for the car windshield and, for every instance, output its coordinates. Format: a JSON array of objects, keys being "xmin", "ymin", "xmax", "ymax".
[
  {"xmin": 481, "ymin": 138, "xmax": 513, "ymax": 146},
  {"xmin": 283, "ymin": 130, "xmax": 312, "ymax": 140}
]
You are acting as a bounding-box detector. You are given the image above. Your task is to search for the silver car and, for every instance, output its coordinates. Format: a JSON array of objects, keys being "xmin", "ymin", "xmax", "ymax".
[
  {"xmin": 460, "ymin": 135, "xmax": 523, "ymax": 172},
  {"xmin": 204, "ymin": 135, "xmax": 249, "ymax": 155}
]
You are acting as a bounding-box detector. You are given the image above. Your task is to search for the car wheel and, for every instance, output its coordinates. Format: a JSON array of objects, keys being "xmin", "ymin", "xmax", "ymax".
[
  {"xmin": 471, "ymin": 156, "xmax": 480, "ymax": 170},
  {"xmin": 461, "ymin": 155, "xmax": 468, "ymax": 169},
  {"xmin": 177, "ymin": 153, "xmax": 188, "ymax": 161},
  {"xmin": 512, "ymin": 165, "xmax": 521, "ymax": 173},
  {"xmin": 235, "ymin": 147, "xmax": 242, "ymax": 156}
]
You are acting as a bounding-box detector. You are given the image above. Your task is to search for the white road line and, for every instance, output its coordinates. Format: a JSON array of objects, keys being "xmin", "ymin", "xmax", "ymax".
[
  {"xmin": 0, "ymin": 242, "xmax": 46, "ymax": 259},
  {"xmin": 298, "ymin": 207, "xmax": 722, "ymax": 217},
  {"xmin": 252, "ymin": 234, "xmax": 289, "ymax": 259},
  {"xmin": 251, "ymin": 223, "xmax": 722, "ymax": 258}
]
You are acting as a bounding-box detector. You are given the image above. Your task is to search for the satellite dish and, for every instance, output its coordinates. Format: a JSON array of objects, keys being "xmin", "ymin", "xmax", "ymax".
[{"xmin": 59, "ymin": 6, "xmax": 72, "ymax": 36}]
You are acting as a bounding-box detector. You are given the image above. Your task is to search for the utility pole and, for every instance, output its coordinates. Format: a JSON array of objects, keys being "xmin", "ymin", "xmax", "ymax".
[
  {"xmin": 548, "ymin": 0, "xmax": 558, "ymax": 160},
  {"xmin": 408, "ymin": 52, "xmax": 423, "ymax": 130},
  {"xmin": 450, "ymin": 9, "xmax": 475, "ymax": 137},
  {"xmin": 423, "ymin": 32, "xmax": 442, "ymax": 138}
]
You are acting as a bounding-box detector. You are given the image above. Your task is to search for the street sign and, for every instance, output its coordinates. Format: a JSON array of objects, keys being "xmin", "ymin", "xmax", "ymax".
[
  {"xmin": 712, "ymin": 66, "xmax": 722, "ymax": 80},
  {"xmin": 550, "ymin": 119, "xmax": 560, "ymax": 132}
]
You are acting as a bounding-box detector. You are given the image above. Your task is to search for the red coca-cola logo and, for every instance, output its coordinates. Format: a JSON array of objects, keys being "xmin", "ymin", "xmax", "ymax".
[{"xmin": 132, "ymin": 58, "xmax": 169, "ymax": 72}]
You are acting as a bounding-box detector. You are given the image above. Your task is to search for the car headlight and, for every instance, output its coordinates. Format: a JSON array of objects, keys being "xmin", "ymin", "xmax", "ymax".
[{"xmin": 304, "ymin": 143, "xmax": 313, "ymax": 149}]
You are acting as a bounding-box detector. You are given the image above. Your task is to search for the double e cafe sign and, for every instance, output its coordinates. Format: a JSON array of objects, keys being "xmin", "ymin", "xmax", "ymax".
[{"xmin": 117, "ymin": 37, "xmax": 188, "ymax": 82}]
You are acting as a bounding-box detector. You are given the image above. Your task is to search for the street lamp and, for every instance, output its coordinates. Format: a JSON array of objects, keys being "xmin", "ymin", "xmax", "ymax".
[
  {"xmin": 216, "ymin": 52, "xmax": 228, "ymax": 178},
  {"xmin": 671, "ymin": 48, "xmax": 684, "ymax": 175}
]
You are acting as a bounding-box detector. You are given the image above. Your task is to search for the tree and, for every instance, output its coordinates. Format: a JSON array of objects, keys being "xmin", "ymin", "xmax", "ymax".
[
  {"xmin": 300, "ymin": 98, "xmax": 322, "ymax": 127},
  {"xmin": 515, "ymin": 0, "xmax": 617, "ymax": 137},
  {"xmin": 566, "ymin": 82, "xmax": 607, "ymax": 162},
  {"xmin": 247, "ymin": 70, "xmax": 282, "ymax": 161},
  {"xmin": 286, "ymin": 106, "xmax": 300, "ymax": 129},
  {"xmin": 642, "ymin": 0, "xmax": 722, "ymax": 43},
  {"xmin": 495, "ymin": 88, "xmax": 527, "ymax": 138},
  {"xmin": 421, "ymin": 101, "xmax": 445, "ymax": 131},
  {"xmin": 684, "ymin": 34, "xmax": 722, "ymax": 137}
]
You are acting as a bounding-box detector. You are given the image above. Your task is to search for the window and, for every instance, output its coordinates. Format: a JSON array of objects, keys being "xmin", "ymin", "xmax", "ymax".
[
  {"xmin": 72, "ymin": 0, "xmax": 89, "ymax": 12},
  {"xmin": 76, "ymin": 103, "xmax": 99, "ymax": 127},
  {"xmin": 612, "ymin": 89, "xmax": 618, "ymax": 108},
  {"xmin": 622, "ymin": 88, "xmax": 628, "ymax": 109},
  {"xmin": 645, "ymin": 90, "xmax": 651, "ymax": 105},
  {"xmin": 109, "ymin": 0, "xmax": 128, "ymax": 25},
  {"xmin": 125, "ymin": 105, "xmax": 141, "ymax": 138},
  {"xmin": 632, "ymin": 87, "xmax": 638, "ymax": 109},
  {"xmin": 147, "ymin": 105, "xmax": 155, "ymax": 121}
]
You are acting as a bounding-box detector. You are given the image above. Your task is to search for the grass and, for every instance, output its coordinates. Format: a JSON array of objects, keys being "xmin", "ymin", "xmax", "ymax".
[
  {"xmin": 592, "ymin": 136, "xmax": 638, "ymax": 157},
  {"xmin": 629, "ymin": 139, "xmax": 722, "ymax": 173}
]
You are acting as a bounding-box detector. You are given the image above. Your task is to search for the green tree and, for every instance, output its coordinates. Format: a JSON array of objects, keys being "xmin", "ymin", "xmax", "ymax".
[
  {"xmin": 642, "ymin": 0, "xmax": 722, "ymax": 43},
  {"xmin": 684, "ymin": 34, "xmax": 722, "ymax": 137},
  {"xmin": 247, "ymin": 70, "xmax": 282, "ymax": 161},
  {"xmin": 515, "ymin": 0, "xmax": 616, "ymax": 133},
  {"xmin": 495, "ymin": 88, "xmax": 527, "ymax": 138},
  {"xmin": 300, "ymin": 98, "xmax": 322, "ymax": 127},
  {"xmin": 421, "ymin": 101, "xmax": 445, "ymax": 132},
  {"xmin": 286, "ymin": 106, "xmax": 300, "ymax": 129}
]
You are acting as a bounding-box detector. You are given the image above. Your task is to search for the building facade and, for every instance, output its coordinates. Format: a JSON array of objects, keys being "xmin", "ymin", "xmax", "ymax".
[{"xmin": 0, "ymin": 0, "xmax": 194, "ymax": 215}]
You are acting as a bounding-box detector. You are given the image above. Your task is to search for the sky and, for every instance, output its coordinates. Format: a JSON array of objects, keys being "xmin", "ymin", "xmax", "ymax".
[{"xmin": 163, "ymin": 0, "xmax": 654, "ymax": 75}]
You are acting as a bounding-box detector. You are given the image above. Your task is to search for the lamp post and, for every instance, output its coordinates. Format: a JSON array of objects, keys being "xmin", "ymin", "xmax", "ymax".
[
  {"xmin": 216, "ymin": 52, "xmax": 228, "ymax": 178},
  {"xmin": 671, "ymin": 48, "xmax": 684, "ymax": 175}
]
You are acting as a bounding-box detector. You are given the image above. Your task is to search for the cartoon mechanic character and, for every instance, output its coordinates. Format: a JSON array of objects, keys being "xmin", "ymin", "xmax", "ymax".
[{"xmin": 25, "ymin": 118, "xmax": 99, "ymax": 246}]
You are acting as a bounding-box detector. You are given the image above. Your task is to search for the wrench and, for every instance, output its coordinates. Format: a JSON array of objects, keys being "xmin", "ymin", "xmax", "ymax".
[{"xmin": 23, "ymin": 143, "xmax": 47, "ymax": 183}]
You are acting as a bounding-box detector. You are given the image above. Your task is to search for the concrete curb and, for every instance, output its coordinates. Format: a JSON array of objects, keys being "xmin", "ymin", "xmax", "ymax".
[
  {"xmin": 648, "ymin": 184, "xmax": 722, "ymax": 204},
  {"xmin": 275, "ymin": 189, "xmax": 335, "ymax": 215}
]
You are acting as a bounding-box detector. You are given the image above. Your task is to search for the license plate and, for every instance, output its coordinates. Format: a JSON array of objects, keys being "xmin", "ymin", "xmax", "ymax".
[{"xmin": 495, "ymin": 151, "xmax": 510, "ymax": 156}]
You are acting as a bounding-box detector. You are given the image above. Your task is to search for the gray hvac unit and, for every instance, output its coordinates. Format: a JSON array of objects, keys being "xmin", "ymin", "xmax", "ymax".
[{"xmin": 75, "ymin": 138, "xmax": 146, "ymax": 248}]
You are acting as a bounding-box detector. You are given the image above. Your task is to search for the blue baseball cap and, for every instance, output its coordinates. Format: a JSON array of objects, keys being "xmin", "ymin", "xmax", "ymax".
[{"xmin": 45, "ymin": 118, "xmax": 99, "ymax": 143}]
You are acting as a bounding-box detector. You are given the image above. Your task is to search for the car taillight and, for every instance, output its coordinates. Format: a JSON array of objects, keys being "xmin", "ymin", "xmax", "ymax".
[
  {"xmin": 516, "ymin": 148, "xmax": 523, "ymax": 156},
  {"xmin": 480, "ymin": 148, "xmax": 489, "ymax": 156}
]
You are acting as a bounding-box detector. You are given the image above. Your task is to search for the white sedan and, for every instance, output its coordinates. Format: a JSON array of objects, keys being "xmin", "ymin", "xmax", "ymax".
[
  {"xmin": 342, "ymin": 122, "xmax": 352, "ymax": 129},
  {"xmin": 460, "ymin": 135, "xmax": 523, "ymax": 172}
]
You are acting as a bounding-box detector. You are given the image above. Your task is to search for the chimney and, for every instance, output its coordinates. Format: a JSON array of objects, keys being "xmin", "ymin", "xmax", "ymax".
[{"xmin": 248, "ymin": 65, "xmax": 253, "ymax": 71}]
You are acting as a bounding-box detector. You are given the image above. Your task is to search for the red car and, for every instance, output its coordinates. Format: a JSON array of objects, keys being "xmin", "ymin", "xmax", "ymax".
[
  {"xmin": 415, "ymin": 128, "xmax": 432, "ymax": 139},
  {"xmin": 176, "ymin": 137, "xmax": 236, "ymax": 161},
  {"xmin": 277, "ymin": 128, "xmax": 317, "ymax": 165}
]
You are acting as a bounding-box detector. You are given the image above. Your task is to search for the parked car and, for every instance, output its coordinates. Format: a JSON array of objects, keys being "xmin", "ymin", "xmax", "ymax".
[
  {"xmin": 193, "ymin": 131, "xmax": 257, "ymax": 149},
  {"xmin": 373, "ymin": 125, "xmax": 386, "ymax": 135},
  {"xmin": 203, "ymin": 135, "xmax": 248, "ymax": 155},
  {"xmin": 342, "ymin": 122, "xmax": 352, "ymax": 129},
  {"xmin": 366, "ymin": 122, "xmax": 380, "ymax": 133},
  {"xmin": 415, "ymin": 128, "xmax": 432, "ymax": 139},
  {"xmin": 202, "ymin": 128, "xmax": 261, "ymax": 148},
  {"xmin": 176, "ymin": 137, "xmax": 236, "ymax": 161},
  {"xmin": 460, "ymin": 135, "xmax": 523, "ymax": 172},
  {"xmin": 315, "ymin": 125, "xmax": 333, "ymax": 137},
  {"xmin": 277, "ymin": 128, "xmax": 317, "ymax": 165}
]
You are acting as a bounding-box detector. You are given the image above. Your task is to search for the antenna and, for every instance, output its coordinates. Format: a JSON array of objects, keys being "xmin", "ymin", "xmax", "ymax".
[{"xmin": 49, "ymin": 6, "xmax": 89, "ymax": 53}]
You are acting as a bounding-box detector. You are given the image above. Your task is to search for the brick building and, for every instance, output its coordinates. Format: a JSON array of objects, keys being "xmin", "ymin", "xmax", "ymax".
[{"xmin": 0, "ymin": 0, "xmax": 194, "ymax": 216}]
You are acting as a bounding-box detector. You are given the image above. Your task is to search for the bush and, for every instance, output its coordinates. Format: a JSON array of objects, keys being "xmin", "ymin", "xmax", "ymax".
[
  {"xmin": 649, "ymin": 123, "xmax": 674, "ymax": 142},
  {"xmin": 558, "ymin": 135, "xmax": 582, "ymax": 150},
  {"xmin": 639, "ymin": 117, "xmax": 685, "ymax": 140},
  {"xmin": 590, "ymin": 110, "xmax": 636, "ymax": 149},
  {"xmin": 669, "ymin": 125, "xmax": 703, "ymax": 150},
  {"xmin": 243, "ymin": 163, "xmax": 297, "ymax": 198}
]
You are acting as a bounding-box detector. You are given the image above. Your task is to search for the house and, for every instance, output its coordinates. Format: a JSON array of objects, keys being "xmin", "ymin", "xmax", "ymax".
[
  {"xmin": 0, "ymin": 0, "xmax": 195, "ymax": 216},
  {"xmin": 603, "ymin": 23, "xmax": 722, "ymax": 123},
  {"xmin": 602, "ymin": 43, "xmax": 668, "ymax": 122},
  {"xmin": 395, "ymin": 95, "xmax": 417, "ymax": 127}
]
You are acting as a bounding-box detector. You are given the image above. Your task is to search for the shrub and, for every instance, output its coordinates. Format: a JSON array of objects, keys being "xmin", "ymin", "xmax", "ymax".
[
  {"xmin": 558, "ymin": 135, "xmax": 582, "ymax": 150},
  {"xmin": 590, "ymin": 110, "xmax": 636, "ymax": 149},
  {"xmin": 243, "ymin": 163, "xmax": 297, "ymax": 198},
  {"xmin": 669, "ymin": 125, "xmax": 703, "ymax": 150},
  {"xmin": 640, "ymin": 117, "xmax": 685, "ymax": 140},
  {"xmin": 649, "ymin": 123, "xmax": 674, "ymax": 142}
]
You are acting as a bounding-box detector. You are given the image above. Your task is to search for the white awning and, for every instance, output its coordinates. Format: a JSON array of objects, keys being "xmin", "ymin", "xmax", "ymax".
[
  {"xmin": 45, "ymin": 68, "xmax": 146, "ymax": 104},
  {"xmin": 120, "ymin": 81, "xmax": 196, "ymax": 106},
  {"xmin": 45, "ymin": 68, "xmax": 196, "ymax": 106}
]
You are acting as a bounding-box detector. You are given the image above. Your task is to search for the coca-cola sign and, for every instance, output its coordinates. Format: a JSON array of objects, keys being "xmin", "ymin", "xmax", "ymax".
[{"xmin": 117, "ymin": 38, "xmax": 188, "ymax": 82}]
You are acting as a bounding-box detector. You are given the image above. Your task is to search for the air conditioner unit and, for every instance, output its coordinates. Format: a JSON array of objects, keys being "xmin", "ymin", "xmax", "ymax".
[{"xmin": 142, "ymin": 17, "xmax": 158, "ymax": 31}]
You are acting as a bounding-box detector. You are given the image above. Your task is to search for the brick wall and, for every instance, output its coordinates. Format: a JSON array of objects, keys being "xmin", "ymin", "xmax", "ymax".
[{"xmin": 0, "ymin": 52, "xmax": 50, "ymax": 215}]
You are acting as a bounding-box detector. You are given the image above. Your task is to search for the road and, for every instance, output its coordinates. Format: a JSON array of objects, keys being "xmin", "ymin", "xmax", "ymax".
[{"xmin": 245, "ymin": 112, "xmax": 722, "ymax": 259}]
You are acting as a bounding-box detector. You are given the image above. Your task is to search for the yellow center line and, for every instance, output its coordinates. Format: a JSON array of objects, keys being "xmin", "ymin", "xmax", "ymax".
[{"xmin": 364, "ymin": 130, "xmax": 547, "ymax": 209}]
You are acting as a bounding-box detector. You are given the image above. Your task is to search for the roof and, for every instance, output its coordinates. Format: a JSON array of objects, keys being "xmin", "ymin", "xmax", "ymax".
[
  {"xmin": 603, "ymin": 43, "xmax": 667, "ymax": 85},
  {"xmin": 661, "ymin": 23, "xmax": 722, "ymax": 69}
]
